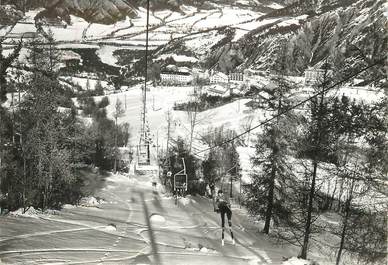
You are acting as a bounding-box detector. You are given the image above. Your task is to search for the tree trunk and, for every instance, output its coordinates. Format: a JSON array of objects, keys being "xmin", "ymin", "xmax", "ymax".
[
  {"xmin": 263, "ymin": 161, "xmax": 276, "ymax": 234},
  {"xmin": 22, "ymin": 157, "xmax": 26, "ymax": 212},
  {"xmin": 300, "ymin": 160, "xmax": 318, "ymax": 259},
  {"xmin": 189, "ymin": 110, "xmax": 197, "ymax": 153},
  {"xmin": 330, "ymin": 177, "xmax": 338, "ymax": 210},
  {"xmin": 114, "ymin": 117, "xmax": 118, "ymax": 173},
  {"xmin": 336, "ymin": 179, "xmax": 355, "ymax": 265},
  {"xmin": 337, "ymin": 169, "xmax": 346, "ymax": 212},
  {"xmin": 336, "ymin": 197, "xmax": 351, "ymax": 265}
]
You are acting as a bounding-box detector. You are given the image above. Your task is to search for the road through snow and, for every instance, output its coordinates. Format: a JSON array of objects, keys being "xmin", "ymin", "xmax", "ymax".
[{"xmin": 0, "ymin": 173, "xmax": 295, "ymax": 264}]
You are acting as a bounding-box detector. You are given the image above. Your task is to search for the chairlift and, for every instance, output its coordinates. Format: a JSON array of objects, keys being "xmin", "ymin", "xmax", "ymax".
[
  {"xmin": 173, "ymin": 158, "xmax": 187, "ymax": 192},
  {"xmin": 174, "ymin": 173, "xmax": 188, "ymax": 192},
  {"xmin": 173, "ymin": 158, "xmax": 188, "ymax": 205}
]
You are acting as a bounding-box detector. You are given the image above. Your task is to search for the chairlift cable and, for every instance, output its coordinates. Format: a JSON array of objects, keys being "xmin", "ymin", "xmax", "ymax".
[{"xmin": 143, "ymin": 0, "xmax": 150, "ymax": 133}]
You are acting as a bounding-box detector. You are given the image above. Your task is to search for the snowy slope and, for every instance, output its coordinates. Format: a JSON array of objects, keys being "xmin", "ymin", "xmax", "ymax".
[{"xmin": 0, "ymin": 171, "xmax": 333, "ymax": 264}]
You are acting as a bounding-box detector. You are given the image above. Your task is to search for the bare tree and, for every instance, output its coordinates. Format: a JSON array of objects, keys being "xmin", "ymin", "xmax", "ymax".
[
  {"xmin": 187, "ymin": 89, "xmax": 201, "ymax": 153},
  {"xmin": 241, "ymin": 115, "xmax": 254, "ymax": 146}
]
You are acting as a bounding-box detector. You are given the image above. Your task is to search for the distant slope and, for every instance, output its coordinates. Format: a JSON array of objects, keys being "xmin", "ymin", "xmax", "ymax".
[
  {"xmin": 34, "ymin": 0, "xmax": 138, "ymax": 24},
  {"xmin": 236, "ymin": 0, "xmax": 387, "ymax": 78},
  {"xmin": 153, "ymin": 0, "xmax": 386, "ymax": 85}
]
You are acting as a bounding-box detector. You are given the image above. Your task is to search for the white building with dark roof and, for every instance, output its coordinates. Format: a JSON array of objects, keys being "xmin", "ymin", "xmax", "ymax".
[
  {"xmin": 160, "ymin": 70, "xmax": 193, "ymax": 85},
  {"xmin": 229, "ymin": 72, "xmax": 244, "ymax": 83}
]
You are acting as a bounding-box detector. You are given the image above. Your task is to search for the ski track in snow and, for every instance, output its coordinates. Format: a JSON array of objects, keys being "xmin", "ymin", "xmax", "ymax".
[
  {"xmin": 1, "ymin": 173, "xmax": 285, "ymax": 264},
  {"xmin": 97, "ymin": 188, "xmax": 137, "ymax": 264},
  {"xmin": 0, "ymin": 226, "xmax": 107, "ymax": 243}
]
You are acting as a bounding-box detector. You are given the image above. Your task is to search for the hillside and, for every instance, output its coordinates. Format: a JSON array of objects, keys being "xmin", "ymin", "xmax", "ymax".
[
  {"xmin": 0, "ymin": 1, "xmax": 387, "ymax": 264},
  {"xmin": 154, "ymin": 0, "xmax": 386, "ymax": 82}
]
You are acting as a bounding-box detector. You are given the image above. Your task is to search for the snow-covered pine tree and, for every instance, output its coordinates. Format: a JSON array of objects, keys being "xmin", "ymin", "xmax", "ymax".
[{"xmin": 202, "ymin": 149, "xmax": 219, "ymax": 189}]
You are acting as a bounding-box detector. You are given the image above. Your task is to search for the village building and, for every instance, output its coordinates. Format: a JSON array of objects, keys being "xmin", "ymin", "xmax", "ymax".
[
  {"xmin": 210, "ymin": 71, "xmax": 228, "ymax": 84},
  {"xmin": 228, "ymin": 72, "xmax": 244, "ymax": 83},
  {"xmin": 304, "ymin": 67, "xmax": 333, "ymax": 86},
  {"xmin": 60, "ymin": 50, "xmax": 82, "ymax": 68},
  {"xmin": 204, "ymin": 84, "xmax": 230, "ymax": 97},
  {"xmin": 160, "ymin": 70, "xmax": 193, "ymax": 85}
]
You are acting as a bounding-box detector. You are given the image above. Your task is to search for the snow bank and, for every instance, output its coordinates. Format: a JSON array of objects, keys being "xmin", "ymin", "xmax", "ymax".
[
  {"xmin": 103, "ymin": 224, "xmax": 117, "ymax": 232},
  {"xmin": 199, "ymin": 247, "xmax": 209, "ymax": 253},
  {"xmin": 9, "ymin": 207, "xmax": 40, "ymax": 218},
  {"xmin": 9, "ymin": 207, "xmax": 58, "ymax": 218},
  {"xmin": 179, "ymin": 196, "xmax": 197, "ymax": 206},
  {"xmin": 197, "ymin": 245, "xmax": 217, "ymax": 254},
  {"xmin": 62, "ymin": 204, "xmax": 76, "ymax": 209},
  {"xmin": 282, "ymin": 257, "xmax": 316, "ymax": 265},
  {"xmin": 79, "ymin": 196, "xmax": 105, "ymax": 207},
  {"xmin": 150, "ymin": 214, "xmax": 166, "ymax": 224}
]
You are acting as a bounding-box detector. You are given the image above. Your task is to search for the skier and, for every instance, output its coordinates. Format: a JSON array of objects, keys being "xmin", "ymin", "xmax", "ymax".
[
  {"xmin": 215, "ymin": 189, "xmax": 235, "ymax": 246},
  {"xmin": 209, "ymin": 182, "xmax": 215, "ymax": 198},
  {"xmin": 151, "ymin": 175, "xmax": 157, "ymax": 191}
]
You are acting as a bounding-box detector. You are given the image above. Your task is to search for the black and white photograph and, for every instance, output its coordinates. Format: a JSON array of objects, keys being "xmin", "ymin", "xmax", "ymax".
[{"xmin": 0, "ymin": 0, "xmax": 387, "ymax": 264}]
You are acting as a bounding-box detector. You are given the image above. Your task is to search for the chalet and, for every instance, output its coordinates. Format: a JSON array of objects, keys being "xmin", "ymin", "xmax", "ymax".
[
  {"xmin": 205, "ymin": 84, "xmax": 230, "ymax": 97},
  {"xmin": 60, "ymin": 50, "xmax": 81, "ymax": 68},
  {"xmin": 43, "ymin": 18, "xmax": 67, "ymax": 28},
  {"xmin": 160, "ymin": 70, "xmax": 193, "ymax": 85}
]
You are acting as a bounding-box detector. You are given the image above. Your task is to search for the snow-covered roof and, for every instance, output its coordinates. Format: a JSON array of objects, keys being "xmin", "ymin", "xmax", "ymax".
[
  {"xmin": 60, "ymin": 50, "xmax": 81, "ymax": 61},
  {"xmin": 211, "ymin": 72, "xmax": 228, "ymax": 79},
  {"xmin": 158, "ymin": 54, "xmax": 198, "ymax": 63},
  {"xmin": 161, "ymin": 70, "xmax": 191, "ymax": 76},
  {"xmin": 206, "ymin": 84, "xmax": 229, "ymax": 95}
]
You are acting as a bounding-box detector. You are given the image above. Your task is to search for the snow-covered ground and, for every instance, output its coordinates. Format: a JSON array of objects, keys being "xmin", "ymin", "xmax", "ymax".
[
  {"xmin": 60, "ymin": 76, "xmax": 113, "ymax": 91},
  {"xmin": 1, "ymin": 79, "xmax": 378, "ymax": 265},
  {"xmin": 1, "ymin": 171, "xmax": 327, "ymax": 264},
  {"xmin": 96, "ymin": 84, "xmax": 268, "ymax": 162}
]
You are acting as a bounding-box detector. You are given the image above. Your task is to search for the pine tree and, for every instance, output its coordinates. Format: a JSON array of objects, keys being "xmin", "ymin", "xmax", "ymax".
[
  {"xmin": 202, "ymin": 150, "xmax": 218, "ymax": 188},
  {"xmin": 340, "ymin": 90, "xmax": 388, "ymax": 264},
  {"xmin": 328, "ymin": 96, "xmax": 370, "ymax": 264},
  {"xmin": 298, "ymin": 65, "xmax": 338, "ymax": 259},
  {"xmin": 0, "ymin": 42, "xmax": 22, "ymax": 101},
  {"xmin": 245, "ymin": 42, "xmax": 297, "ymax": 234}
]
